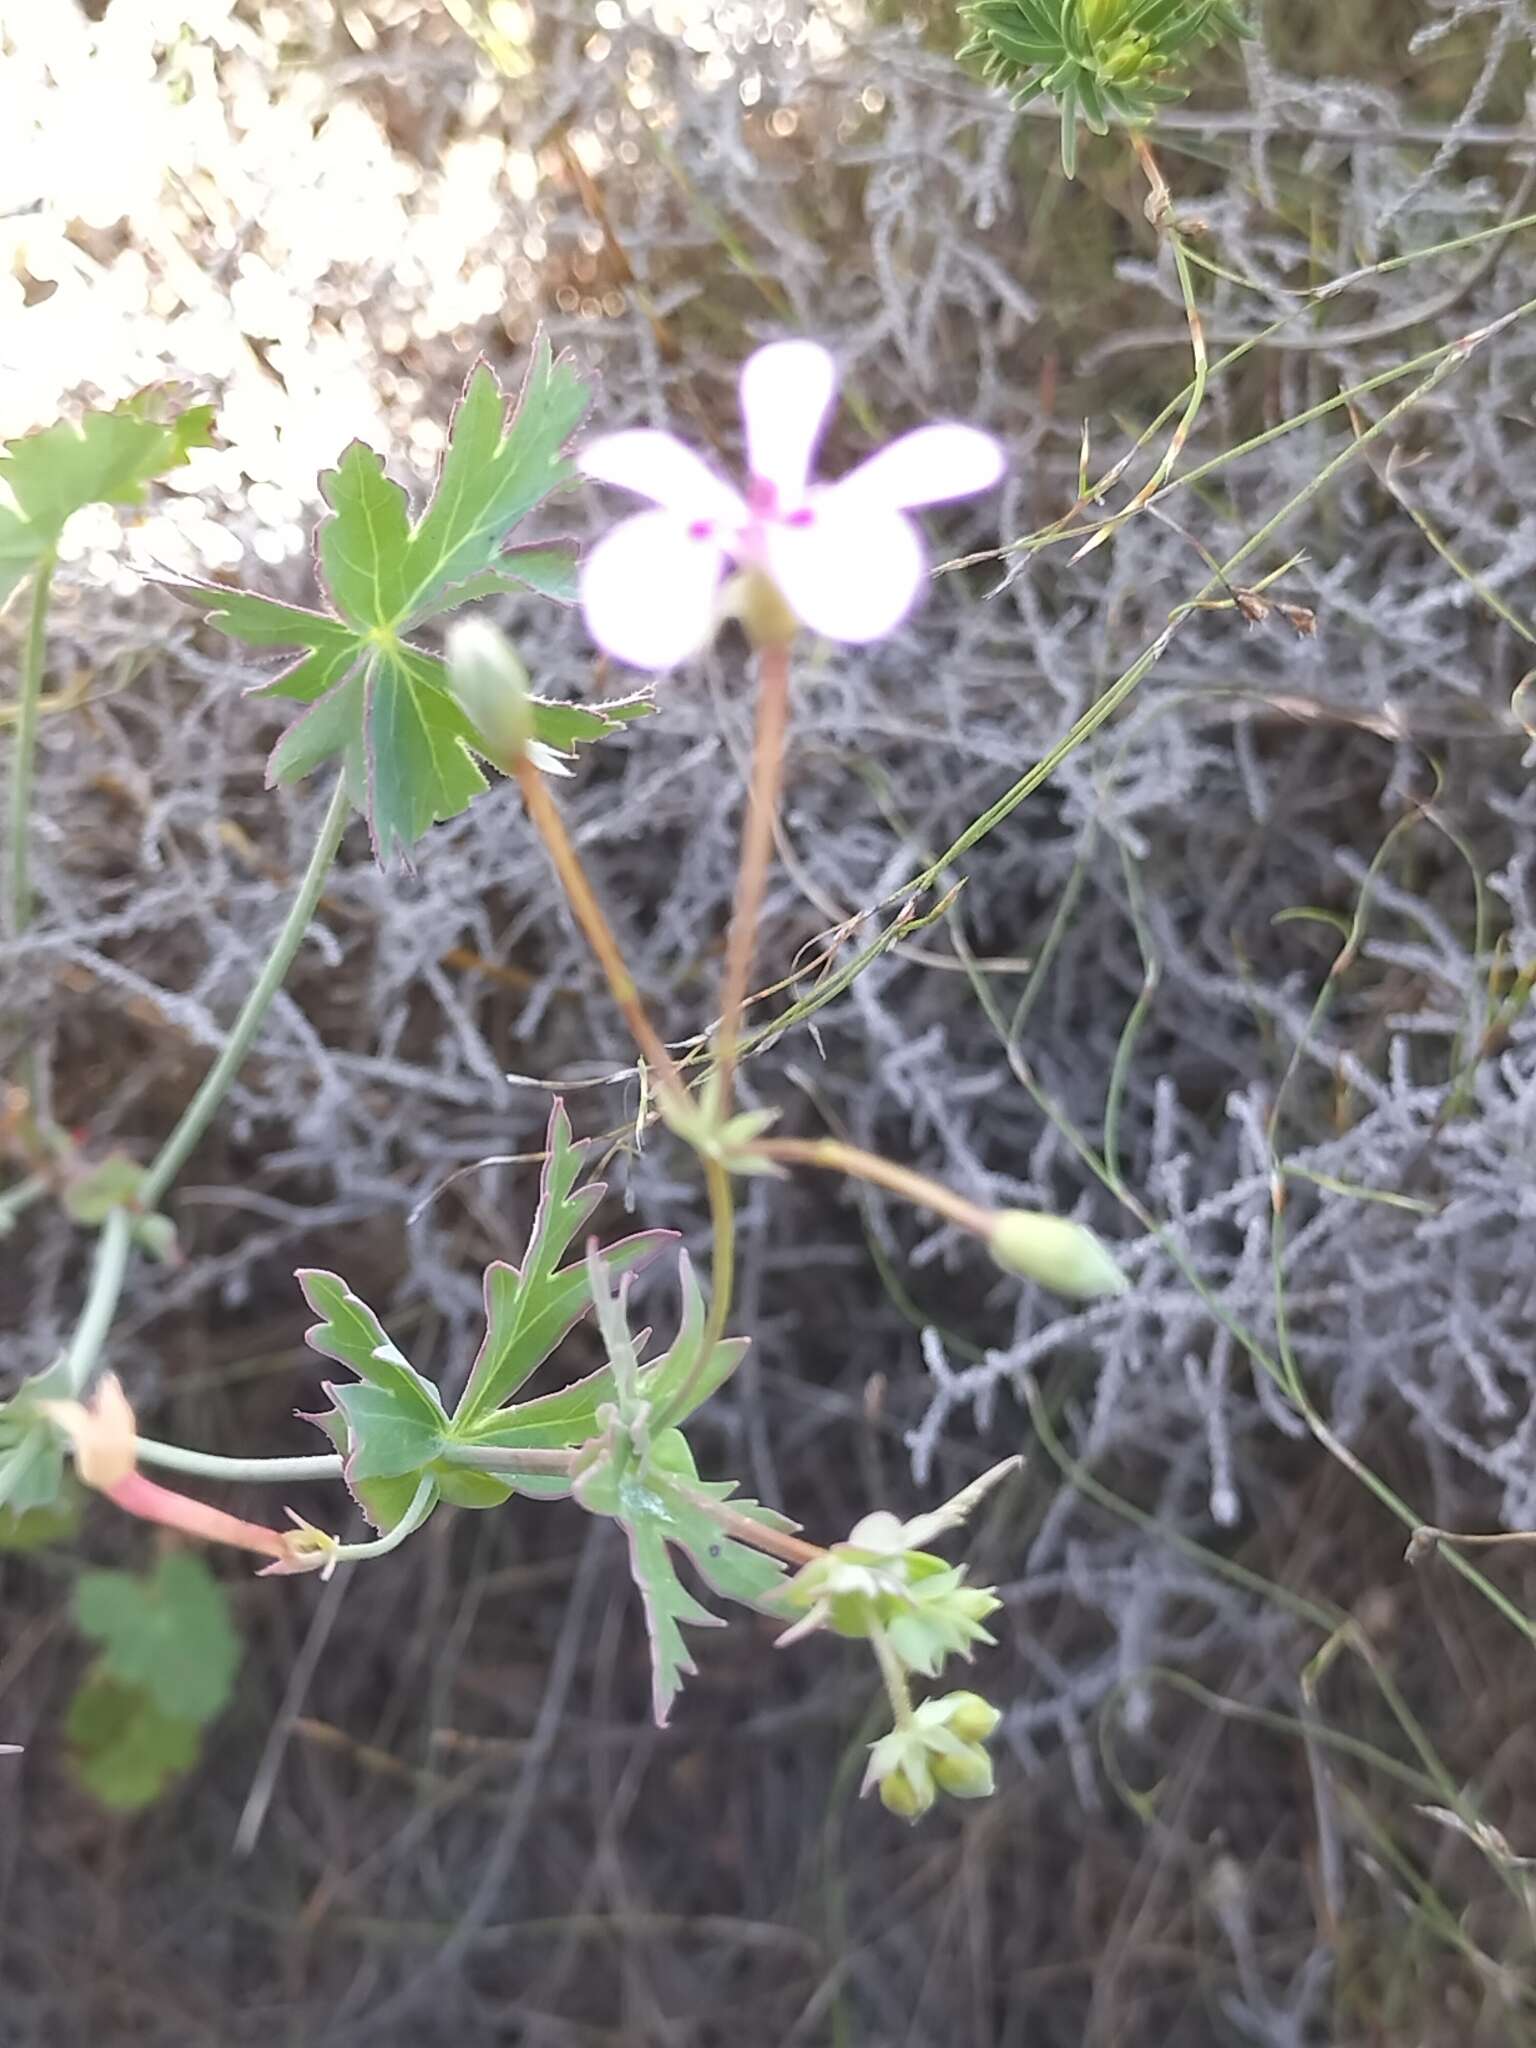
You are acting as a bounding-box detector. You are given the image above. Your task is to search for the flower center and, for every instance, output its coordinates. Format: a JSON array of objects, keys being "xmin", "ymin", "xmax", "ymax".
[
  {"xmin": 686, "ymin": 517, "xmax": 715, "ymax": 541},
  {"xmin": 745, "ymin": 475, "xmax": 815, "ymax": 533}
]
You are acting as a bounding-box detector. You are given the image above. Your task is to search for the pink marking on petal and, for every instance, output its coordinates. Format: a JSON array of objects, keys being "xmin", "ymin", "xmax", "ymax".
[
  {"xmin": 740, "ymin": 340, "xmax": 836, "ymax": 510},
  {"xmin": 579, "ymin": 508, "xmax": 727, "ymax": 670},
  {"xmin": 765, "ymin": 496, "xmax": 926, "ymax": 644},
  {"xmin": 835, "ymin": 423, "xmax": 1005, "ymax": 511},
  {"xmin": 578, "ymin": 429, "xmax": 745, "ymax": 524}
]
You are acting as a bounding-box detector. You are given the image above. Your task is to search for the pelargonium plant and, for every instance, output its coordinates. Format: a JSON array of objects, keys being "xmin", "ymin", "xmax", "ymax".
[{"xmin": 1, "ymin": 339, "xmax": 1130, "ymax": 1818}]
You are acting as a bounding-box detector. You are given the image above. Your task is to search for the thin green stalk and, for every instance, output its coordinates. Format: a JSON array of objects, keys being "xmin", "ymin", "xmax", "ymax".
[
  {"xmin": 141, "ymin": 772, "xmax": 351, "ymax": 1206},
  {"xmin": 1068, "ymin": 139, "xmax": 1207, "ymax": 565},
  {"xmin": 0, "ymin": 1174, "xmax": 47, "ymax": 1231},
  {"xmin": 868, "ymin": 1620, "xmax": 914, "ymax": 1730},
  {"xmin": 60, "ymin": 1207, "xmax": 132, "ymax": 1397},
  {"xmin": 937, "ymin": 285, "xmax": 1536, "ymax": 582},
  {"xmin": 7, "ymin": 547, "xmax": 57, "ymax": 1106},
  {"xmin": 436, "ymin": 1444, "xmax": 581, "ymax": 1477},
  {"xmin": 1102, "ymin": 840, "xmax": 1158, "ymax": 1188},
  {"xmin": 7, "ymin": 548, "xmax": 55, "ymax": 943},
  {"xmin": 1259, "ymin": 810, "xmax": 1536, "ymax": 1645},
  {"xmin": 133, "ymin": 1437, "xmax": 343, "ymax": 1484},
  {"xmin": 910, "ymin": 312, "xmax": 1522, "ymax": 899},
  {"xmin": 698, "ymin": 1152, "xmax": 736, "ymax": 1363},
  {"xmin": 325, "ymin": 1477, "xmax": 436, "ymax": 1565},
  {"xmin": 950, "ymin": 888, "xmax": 1536, "ymax": 1646},
  {"xmin": 1022, "ymin": 1375, "xmax": 1339, "ymax": 1635}
]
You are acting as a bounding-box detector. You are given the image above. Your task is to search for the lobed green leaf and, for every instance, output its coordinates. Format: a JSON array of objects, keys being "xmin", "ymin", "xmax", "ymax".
[
  {"xmin": 575, "ymin": 1429, "xmax": 788, "ymax": 1724},
  {"xmin": 454, "ymin": 1102, "xmax": 671, "ymax": 1427},
  {"xmin": 66, "ymin": 1674, "xmax": 203, "ymax": 1812},
  {"xmin": 0, "ymin": 386, "xmax": 215, "ymax": 605},
  {"xmin": 166, "ymin": 341, "xmax": 636, "ymax": 861},
  {"xmin": 296, "ymin": 1269, "xmax": 447, "ymax": 1424},
  {"xmin": 73, "ymin": 1553, "xmax": 240, "ymax": 1725}
]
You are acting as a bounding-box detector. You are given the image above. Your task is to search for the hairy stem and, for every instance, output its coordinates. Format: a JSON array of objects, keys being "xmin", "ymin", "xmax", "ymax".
[
  {"xmin": 695, "ymin": 1152, "xmax": 737, "ymax": 1373},
  {"xmin": 6, "ymin": 547, "xmax": 57, "ymax": 1107},
  {"xmin": 869, "ymin": 1620, "xmax": 914, "ymax": 1730},
  {"xmin": 141, "ymin": 773, "xmax": 352, "ymax": 1207},
  {"xmin": 712, "ymin": 637, "xmax": 791, "ymax": 1111},
  {"xmin": 438, "ymin": 1443, "xmax": 583, "ymax": 1477},
  {"xmin": 755, "ymin": 1136, "xmax": 997, "ymax": 1241},
  {"xmin": 442, "ymin": 1444, "xmax": 822, "ymax": 1566},
  {"xmin": 134, "ymin": 1437, "xmax": 343, "ymax": 1484},
  {"xmin": 690, "ymin": 1493, "xmax": 822, "ymax": 1569},
  {"xmin": 512, "ymin": 754, "xmax": 687, "ymax": 1109},
  {"xmin": 60, "ymin": 1207, "xmax": 132, "ymax": 1397},
  {"xmin": 326, "ymin": 1477, "xmax": 436, "ymax": 1564}
]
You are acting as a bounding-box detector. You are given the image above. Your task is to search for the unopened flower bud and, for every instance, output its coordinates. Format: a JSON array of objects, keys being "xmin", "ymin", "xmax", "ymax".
[
  {"xmin": 988, "ymin": 1209, "xmax": 1129, "ymax": 1300},
  {"xmin": 931, "ymin": 1742, "xmax": 995, "ymax": 1800},
  {"xmin": 878, "ymin": 1762, "xmax": 935, "ymax": 1821},
  {"xmin": 447, "ymin": 619, "xmax": 536, "ymax": 759},
  {"xmin": 938, "ymin": 1691, "xmax": 1001, "ymax": 1744}
]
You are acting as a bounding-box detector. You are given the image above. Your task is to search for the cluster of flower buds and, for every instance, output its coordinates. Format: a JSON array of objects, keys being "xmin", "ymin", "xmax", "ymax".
[
  {"xmin": 864, "ymin": 1691, "xmax": 1003, "ymax": 1820},
  {"xmin": 779, "ymin": 1506, "xmax": 1002, "ymax": 1676},
  {"xmin": 777, "ymin": 1460, "xmax": 1019, "ymax": 1817}
]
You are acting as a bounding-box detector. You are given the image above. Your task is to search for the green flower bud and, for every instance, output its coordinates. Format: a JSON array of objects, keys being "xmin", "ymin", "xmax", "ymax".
[
  {"xmin": 988, "ymin": 1209, "xmax": 1129, "ymax": 1300},
  {"xmin": 938, "ymin": 1691, "xmax": 1001, "ymax": 1744},
  {"xmin": 931, "ymin": 1742, "xmax": 995, "ymax": 1800},
  {"xmin": 1081, "ymin": 0, "xmax": 1126, "ymax": 38},
  {"xmin": 446, "ymin": 619, "xmax": 536, "ymax": 760},
  {"xmin": 132, "ymin": 1213, "xmax": 180, "ymax": 1266},
  {"xmin": 878, "ymin": 1762, "xmax": 935, "ymax": 1821}
]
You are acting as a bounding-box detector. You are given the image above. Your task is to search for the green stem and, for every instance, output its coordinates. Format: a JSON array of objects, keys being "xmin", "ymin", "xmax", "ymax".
[
  {"xmin": 909, "ymin": 318, "xmax": 1514, "ymax": 899},
  {"xmin": 140, "ymin": 773, "xmax": 351, "ymax": 1207},
  {"xmin": 0, "ymin": 1174, "xmax": 47, "ymax": 1232},
  {"xmin": 7, "ymin": 547, "xmax": 57, "ymax": 1106},
  {"xmin": 869, "ymin": 1620, "xmax": 914, "ymax": 1731},
  {"xmin": 326, "ymin": 1477, "xmax": 436, "ymax": 1564},
  {"xmin": 952, "ymin": 862, "xmax": 1536, "ymax": 1648},
  {"xmin": 437, "ymin": 1444, "xmax": 581, "ymax": 1477},
  {"xmin": 696, "ymin": 1153, "xmax": 737, "ymax": 1367},
  {"xmin": 133, "ymin": 1437, "xmax": 343, "ymax": 1484},
  {"xmin": 60, "ymin": 1207, "xmax": 132, "ymax": 1397}
]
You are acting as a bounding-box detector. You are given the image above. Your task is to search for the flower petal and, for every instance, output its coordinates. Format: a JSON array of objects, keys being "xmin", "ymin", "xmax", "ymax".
[
  {"xmin": 580, "ymin": 509, "xmax": 727, "ymax": 669},
  {"xmin": 579, "ymin": 430, "xmax": 745, "ymax": 523},
  {"xmin": 764, "ymin": 495, "xmax": 925, "ymax": 643},
  {"xmin": 740, "ymin": 340, "xmax": 836, "ymax": 508},
  {"xmin": 836, "ymin": 424, "xmax": 1005, "ymax": 511}
]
